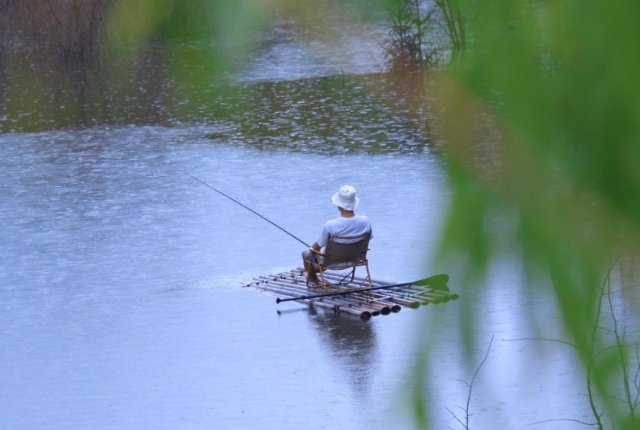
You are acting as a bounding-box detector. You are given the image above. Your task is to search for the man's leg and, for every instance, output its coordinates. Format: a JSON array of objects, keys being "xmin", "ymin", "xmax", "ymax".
[{"xmin": 301, "ymin": 249, "xmax": 319, "ymax": 285}]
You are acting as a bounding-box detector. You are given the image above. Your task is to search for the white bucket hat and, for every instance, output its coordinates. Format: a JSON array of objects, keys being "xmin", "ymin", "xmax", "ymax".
[{"xmin": 331, "ymin": 185, "xmax": 359, "ymax": 211}]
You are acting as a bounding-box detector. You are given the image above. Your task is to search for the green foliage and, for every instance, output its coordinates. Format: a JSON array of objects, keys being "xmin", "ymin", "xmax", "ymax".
[
  {"xmin": 384, "ymin": 0, "xmax": 469, "ymax": 69},
  {"xmin": 431, "ymin": 0, "xmax": 640, "ymax": 427}
]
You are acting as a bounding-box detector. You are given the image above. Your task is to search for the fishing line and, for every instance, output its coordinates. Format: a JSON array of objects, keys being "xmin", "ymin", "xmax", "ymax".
[{"xmin": 186, "ymin": 173, "xmax": 311, "ymax": 248}]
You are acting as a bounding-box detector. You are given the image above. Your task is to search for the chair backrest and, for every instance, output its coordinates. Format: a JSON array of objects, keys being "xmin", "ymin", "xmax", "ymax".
[{"xmin": 322, "ymin": 231, "xmax": 371, "ymax": 268}]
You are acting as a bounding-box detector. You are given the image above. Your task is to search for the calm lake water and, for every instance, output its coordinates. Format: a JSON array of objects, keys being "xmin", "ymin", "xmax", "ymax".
[
  {"xmin": 0, "ymin": 125, "xmax": 596, "ymax": 430},
  {"xmin": 0, "ymin": 7, "xmax": 632, "ymax": 430}
]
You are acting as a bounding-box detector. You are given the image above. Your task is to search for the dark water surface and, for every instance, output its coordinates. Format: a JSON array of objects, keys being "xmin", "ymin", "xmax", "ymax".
[{"xmin": 1, "ymin": 9, "xmax": 632, "ymax": 430}]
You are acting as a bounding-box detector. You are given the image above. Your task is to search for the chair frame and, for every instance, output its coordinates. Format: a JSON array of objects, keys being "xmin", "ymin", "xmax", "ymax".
[{"xmin": 308, "ymin": 231, "xmax": 372, "ymax": 287}]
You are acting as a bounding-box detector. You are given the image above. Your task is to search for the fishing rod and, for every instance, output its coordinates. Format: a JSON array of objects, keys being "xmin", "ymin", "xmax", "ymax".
[{"xmin": 186, "ymin": 173, "xmax": 311, "ymax": 248}]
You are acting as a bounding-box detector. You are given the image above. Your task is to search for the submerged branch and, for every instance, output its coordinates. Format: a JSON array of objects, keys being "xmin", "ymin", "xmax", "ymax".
[
  {"xmin": 465, "ymin": 336, "xmax": 494, "ymax": 429},
  {"xmin": 449, "ymin": 335, "xmax": 494, "ymax": 429},
  {"xmin": 465, "ymin": 336, "xmax": 493, "ymax": 429},
  {"xmin": 502, "ymin": 336, "xmax": 578, "ymax": 349},
  {"xmin": 526, "ymin": 418, "xmax": 598, "ymax": 427},
  {"xmin": 586, "ymin": 268, "xmax": 610, "ymax": 430},
  {"xmin": 634, "ymin": 350, "xmax": 640, "ymax": 407},
  {"xmin": 606, "ymin": 277, "xmax": 635, "ymax": 418},
  {"xmin": 446, "ymin": 406, "xmax": 467, "ymax": 428}
]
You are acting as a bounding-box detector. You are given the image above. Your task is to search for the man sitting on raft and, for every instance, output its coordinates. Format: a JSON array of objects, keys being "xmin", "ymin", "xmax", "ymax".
[{"xmin": 302, "ymin": 185, "xmax": 372, "ymax": 286}]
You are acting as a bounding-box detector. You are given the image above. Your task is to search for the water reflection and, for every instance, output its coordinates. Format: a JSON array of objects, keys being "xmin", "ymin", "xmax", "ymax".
[
  {"xmin": 0, "ymin": 3, "xmax": 432, "ymax": 154},
  {"xmin": 0, "ymin": 62, "xmax": 432, "ymax": 156},
  {"xmin": 307, "ymin": 308, "xmax": 377, "ymax": 403},
  {"xmin": 239, "ymin": 9, "xmax": 385, "ymax": 83}
]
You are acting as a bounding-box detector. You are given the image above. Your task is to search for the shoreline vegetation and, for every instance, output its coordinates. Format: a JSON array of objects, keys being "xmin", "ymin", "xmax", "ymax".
[
  {"xmin": 0, "ymin": 0, "xmax": 111, "ymax": 63},
  {"xmin": 2, "ymin": 1, "xmax": 639, "ymax": 428}
]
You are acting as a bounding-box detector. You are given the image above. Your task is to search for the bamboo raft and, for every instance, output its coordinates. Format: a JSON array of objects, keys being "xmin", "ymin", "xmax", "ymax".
[{"xmin": 244, "ymin": 268, "xmax": 458, "ymax": 321}]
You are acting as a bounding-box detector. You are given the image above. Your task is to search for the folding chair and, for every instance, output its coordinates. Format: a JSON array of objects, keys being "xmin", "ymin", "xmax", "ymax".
[{"xmin": 308, "ymin": 231, "xmax": 372, "ymax": 287}]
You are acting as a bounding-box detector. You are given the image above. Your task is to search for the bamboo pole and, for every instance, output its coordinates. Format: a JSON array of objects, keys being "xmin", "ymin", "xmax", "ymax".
[
  {"xmin": 247, "ymin": 270, "xmax": 456, "ymax": 316},
  {"xmin": 294, "ymin": 272, "xmax": 412, "ymax": 309},
  {"xmin": 260, "ymin": 277, "xmax": 386, "ymax": 317},
  {"xmin": 254, "ymin": 278, "xmax": 375, "ymax": 319},
  {"xmin": 320, "ymin": 271, "xmax": 457, "ymax": 304},
  {"xmin": 266, "ymin": 278, "xmax": 388, "ymax": 316},
  {"xmin": 259, "ymin": 284, "xmax": 372, "ymax": 320},
  {"xmin": 294, "ymin": 272, "xmax": 435, "ymax": 308},
  {"xmin": 301, "ymin": 272, "xmax": 421, "ymax": 308},
  {"xmin": 279, "ymin": 273, "xmax": 401, "ymax": 313}
]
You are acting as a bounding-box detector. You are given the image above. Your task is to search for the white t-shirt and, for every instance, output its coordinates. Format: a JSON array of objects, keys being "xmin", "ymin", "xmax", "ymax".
[{"xmin": 318, "ymin": 215, "xmax": 372, "ymax": 247}]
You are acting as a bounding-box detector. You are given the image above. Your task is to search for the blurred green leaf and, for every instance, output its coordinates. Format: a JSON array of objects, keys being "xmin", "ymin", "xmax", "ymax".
[{"xmin": 428, "ymin": 0, "xmax": 640, "ymax": 427}]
